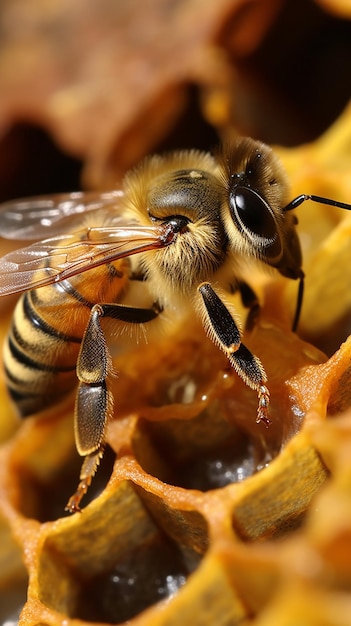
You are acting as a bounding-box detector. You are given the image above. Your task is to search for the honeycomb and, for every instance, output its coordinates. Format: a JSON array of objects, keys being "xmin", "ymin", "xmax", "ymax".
[
  {"xmin": 0, "ymin": 103, "xmax": 350, "ymax": 624},
  {"xmin": 0, "ymin": 2, "xmax": 351, "ymax": 625}
]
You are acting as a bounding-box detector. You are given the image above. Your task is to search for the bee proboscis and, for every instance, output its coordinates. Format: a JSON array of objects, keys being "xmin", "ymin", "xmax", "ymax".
[{"xmin": 0, "ymin": 138, "xmax": 350, "ymax": 512}]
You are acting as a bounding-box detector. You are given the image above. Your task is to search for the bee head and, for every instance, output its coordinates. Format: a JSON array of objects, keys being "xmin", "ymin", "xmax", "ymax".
[{"xmin": 218, "ymin": 138, "xmax": 303, "ymax": 280}]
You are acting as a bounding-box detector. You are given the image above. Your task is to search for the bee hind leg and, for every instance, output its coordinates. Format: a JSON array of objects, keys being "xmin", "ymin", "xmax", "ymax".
[
  {"xmin": 198, "ymin": 282, "xmax": 271, "ymax": 428},
  {"xmin": 64, "ymin": 303, "xmax": 112, "ymax": 513},
  {"xmin": 65, "ymin": 448, "xmax": 105, "ymax": 514},
  {"xmin": 66, "ymin": 301, "xmax": 161, "ymax": 513}
]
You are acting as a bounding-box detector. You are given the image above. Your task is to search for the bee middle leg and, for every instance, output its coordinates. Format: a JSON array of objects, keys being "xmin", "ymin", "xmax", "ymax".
[
  {"xmin": 198, "ymin": 282, "xmax": 270, "ymax": 428},
  {"xmin": 230, "ymin": 279, "xmax": 260, "ymax": 331},
  {"xmin": 65, "ymin": 301, "xmax": 160, "ymax": 513}
]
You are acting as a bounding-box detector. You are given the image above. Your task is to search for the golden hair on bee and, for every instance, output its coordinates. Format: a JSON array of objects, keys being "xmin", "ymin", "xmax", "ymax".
[
  {"xmin": 216, "ymin": 138, "xmax": 289, "ymax": 209},
  {"xmin": 123, "ymin": 149, "xmax": 228, "ymax": 301},
  {"xmin": 215, "ymin": 139, "xmax": 298, "ymax": 272},
  {"xmin": 122, "ymin": 149, "xmax": 218, "ymax": 226}
]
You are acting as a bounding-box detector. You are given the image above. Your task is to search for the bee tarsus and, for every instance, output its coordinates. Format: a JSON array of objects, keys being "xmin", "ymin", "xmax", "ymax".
[{"xmin": 65, "ymin": 451, "xmax": 101, "ymax": 513}]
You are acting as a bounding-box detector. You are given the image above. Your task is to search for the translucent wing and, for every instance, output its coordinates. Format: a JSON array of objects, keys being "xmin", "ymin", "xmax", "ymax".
[
  {"xmin": 0, "ymin": 224, "xmax": 176, "ymax": 296},
  {"xmin": 0, "ymin": 190, "xmax": 124, "ymax": 240}
]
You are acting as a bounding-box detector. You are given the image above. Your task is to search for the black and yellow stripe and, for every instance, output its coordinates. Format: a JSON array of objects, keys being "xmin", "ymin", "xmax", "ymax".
[{"xmin": 3, "ymin": 281, "xmax": 91, "ymax": 417}]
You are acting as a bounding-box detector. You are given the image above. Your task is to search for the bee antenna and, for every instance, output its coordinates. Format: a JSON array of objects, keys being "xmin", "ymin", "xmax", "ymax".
[
  {"xmin": 284, "ymin": 194, "xmax": 351, "ymax": 212},
  {"xmin": 284, "ymin": 192, "xmax": 350, "ymax": 331},
  {"xmin": 292, "ymin": 272, "xmax": 304, "ymax": 332}
]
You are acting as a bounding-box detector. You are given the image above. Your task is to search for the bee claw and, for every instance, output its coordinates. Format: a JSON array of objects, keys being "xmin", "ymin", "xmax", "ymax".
[{"xmin": 256, "ymin": 385, "xmax": 271, "ymax": 428}]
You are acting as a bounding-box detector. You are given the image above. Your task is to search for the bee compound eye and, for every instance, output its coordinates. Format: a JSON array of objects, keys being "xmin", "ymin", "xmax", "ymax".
[{"xmin": 229, "ymin": 186, "xmax": 282, "ymax": 259}]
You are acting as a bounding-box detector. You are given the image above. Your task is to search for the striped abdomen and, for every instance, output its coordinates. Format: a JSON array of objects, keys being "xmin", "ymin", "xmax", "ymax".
[{"xmin": 3, "ymin": 262, "xmax": 128, "ymax": 417}]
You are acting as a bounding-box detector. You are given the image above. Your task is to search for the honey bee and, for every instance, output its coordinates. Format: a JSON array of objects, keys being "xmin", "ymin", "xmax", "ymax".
[{"xmin": 0, "ymin": 138, "xmax": 350, "ymax": 513}]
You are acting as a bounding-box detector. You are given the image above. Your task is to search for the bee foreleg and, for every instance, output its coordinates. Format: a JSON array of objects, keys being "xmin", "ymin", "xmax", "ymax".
[{"xmin": 198, "ymin": 282, "xmax": 271, "ymax": 427}]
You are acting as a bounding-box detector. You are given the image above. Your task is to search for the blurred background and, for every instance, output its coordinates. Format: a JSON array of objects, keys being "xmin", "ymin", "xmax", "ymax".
[{"xmin": 0, "ymin": 0, "xmax": 350, "ymax": 200}]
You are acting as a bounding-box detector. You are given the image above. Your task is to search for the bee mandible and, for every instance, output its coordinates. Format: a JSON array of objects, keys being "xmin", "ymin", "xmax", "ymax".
[{"xmin": 0, "ymin": 137, "xmax": 350, "ymax": 512}]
